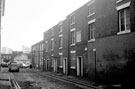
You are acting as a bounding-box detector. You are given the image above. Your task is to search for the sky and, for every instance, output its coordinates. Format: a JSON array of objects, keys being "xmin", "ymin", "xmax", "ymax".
[{"xmin": 1, "ymin": 0, "xmax": 90, "ymax": 51}]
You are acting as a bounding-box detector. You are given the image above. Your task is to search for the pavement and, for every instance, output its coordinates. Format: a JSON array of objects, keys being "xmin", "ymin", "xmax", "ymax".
[
  {"xmin": 0, "ymin": 67, "xmax": 11, "ymax": 89},
  {"xmin": 32, "ymin": 68, "xmax": 96, "ymax": 88}
]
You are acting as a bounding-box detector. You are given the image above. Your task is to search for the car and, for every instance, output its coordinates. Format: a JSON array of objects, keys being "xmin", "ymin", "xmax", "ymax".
[
  {"xmin": 21, "ymin": 63, "xmax": 30, "ymax": 68},
  {"xmin": 1, "ymin": 62, "xmax": 8, "ymax": 67},
  {"xmin": 8, "ymin": 62, "xmax": 19, "ymax": 72}
]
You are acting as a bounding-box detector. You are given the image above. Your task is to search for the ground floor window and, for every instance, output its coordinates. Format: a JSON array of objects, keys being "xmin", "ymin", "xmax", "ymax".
[
  {"xmin": 59, "ymin": 54, "xmax": 63, "ymax": 68},
  {"xmin": 70, "ymin": 52, "xmax": 76, "ymax": 69}
]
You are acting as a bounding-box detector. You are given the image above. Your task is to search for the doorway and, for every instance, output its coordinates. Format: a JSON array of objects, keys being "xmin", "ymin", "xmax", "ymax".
[
  {"xmin": 77, "ymin": 56, "xmax": 83, "ymax": 76},
  {"xmin": 63, "ymin": 57, "xmax": 68, "ymax": 75}
]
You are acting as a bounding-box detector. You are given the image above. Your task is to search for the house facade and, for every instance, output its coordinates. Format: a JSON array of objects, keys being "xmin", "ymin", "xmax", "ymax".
[
  {"xmin": 31, "ymin": 0, "xmax": 135, "ymax": 85},
  {"xmin": 31, "ymin": 40, "xmax": 44, "ymax": 69}
]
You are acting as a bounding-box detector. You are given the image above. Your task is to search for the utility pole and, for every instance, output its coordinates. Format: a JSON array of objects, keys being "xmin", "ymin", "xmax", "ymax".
[
  {"xmin": 0, "ymin": 0, "xmax": 5, "ymax": 71},
  {"xmin": 0, "ymin": 0, "xmax": 2, "ymax": 71}
]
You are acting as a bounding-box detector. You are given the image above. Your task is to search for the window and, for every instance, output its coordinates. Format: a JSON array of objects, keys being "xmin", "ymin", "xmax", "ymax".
[
  {"xmin": 76, "ymin": 30, "xmax": 81, "ymax": 42},
  {"xmin": 40, "ymin": 44, "xmax": 43, "ymax": 51},
  {"xmin": 118, "ymin": 7, "xmax": 130, "ymax": 34},
  {"xmin": 51, "ymin": 39, "xmax": 54, "ymax": 50},
  {"xmin": 71, "ymin": 29, "xmax": 76, "ymax": 45},
  {"xmin": 71, "ymin": 15, "xmax": 75, "ymax": 25},
  {"xmin": 59, "ymin": 34, "xmax": 63, "ymax": 49},
  {"xmin": 59, "ymin": 26, "xmax": 63, "ymax": 33},
  {"xmin": 59, "ymin": 53, "xmax": 63, "ymax": 68},
  {"xmin": 70, "ymin": 51, "xmax": 76, "ymax": 69},
  {"xmin": 51, "ymin": 28, "xmax": 54, "ymax": 36},
  {"xmin": 45, "ymin": 41, "xmax": 48, "ymax": 52},
  {"xmin": 88, "ymin": 0, "xmax": 95, "ymax": 17},
  {"xmin": 88, "ymin": 22, "xmax": 95, "ymax": 41}
]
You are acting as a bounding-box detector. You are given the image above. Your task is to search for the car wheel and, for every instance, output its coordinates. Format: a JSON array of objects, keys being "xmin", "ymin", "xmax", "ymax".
[
  {"xmin": 17, "ymin": 69, "xmax": 19, "ymax": 72},
  {"xmin": 8, "ymin": 69, "xmax": 11, "ymax": 72}
]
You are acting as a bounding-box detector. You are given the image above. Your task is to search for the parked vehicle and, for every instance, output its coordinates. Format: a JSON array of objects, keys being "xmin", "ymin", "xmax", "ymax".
[
  {"xmin": 8, "ymin": 62, "xmax": 19, "ymax": 72},
  {"xmin": 1, "ymin": 62, "xmax": 8, "ymax": 67}
]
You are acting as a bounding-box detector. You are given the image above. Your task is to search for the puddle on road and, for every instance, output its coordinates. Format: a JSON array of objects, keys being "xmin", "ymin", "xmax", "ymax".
[{"xmin": 17, "ymin": 81, "xmax": 42, "ymax": 89}]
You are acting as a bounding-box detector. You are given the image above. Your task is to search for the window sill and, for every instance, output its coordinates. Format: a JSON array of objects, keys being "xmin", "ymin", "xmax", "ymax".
[
  {"xmin": 117, "ymin": 30, "xmax": 131, "ymax": 35},
  {"xmin": 59, "ymin": 66, "xmax": 63, "ymax": 68},
  {"xmin": 59, "ymin": 47, "xmax": 63, "ymax": 49},
  {"xmin": 70, "ymin": 23, "xmax": 75, "ymax": 26},
  {"xmin": 59, "ymin": 31, "xmax": 62, "ymax": 34},
  {"xmin": 70, "ymin": 66, "xmax": 76, "ymax": 69},
  {"xmin": 116, "ymin": 0, "xmax": 123, "ymax": 3},
  {"xmin": 50, "ymin": 49, "xmax": 54, "ymax": 51},
  {"xmin": 88, "ymin": 39, "xmax": 95, "ymax": 43},
  {"xmin": 70, "ymin": 44, "xmax": 75, "ymax": 46},
  {"xmin": 88, "ymin": 13, "xmax": 95, "ymax": 17}
]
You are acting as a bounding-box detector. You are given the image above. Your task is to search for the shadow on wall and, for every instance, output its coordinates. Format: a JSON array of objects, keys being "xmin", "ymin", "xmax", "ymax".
[{"xmin": 97, "ymin": 48, "xmax": 135, "ymax": 87}]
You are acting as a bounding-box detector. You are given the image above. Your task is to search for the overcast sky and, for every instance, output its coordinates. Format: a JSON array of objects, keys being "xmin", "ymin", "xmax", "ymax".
[{"xmin": 1, "ymin": 0, "xmax": 90, "ymax": 51}]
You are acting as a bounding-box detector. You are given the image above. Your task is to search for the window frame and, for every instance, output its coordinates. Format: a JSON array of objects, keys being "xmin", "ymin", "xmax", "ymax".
[
  {"xmin": 45, "ymin": 41, "xmax": 48, "ymax": 52},
  {"xmin": 51, "ymin": 38, "xmax": 54, "ymax": 51},
  {"xmin": 88, "ymin": 0, "xmax": 95, "ymax": 17},
  {"xmin": 70, "ymin": 28, "xmax": 76, "ymax": 46},
  {"xmin": 76, "ymin": 30, "xmax": 81, "ymax": 43},
  {"xmin": 88, "ymin": 19, "xmax": 96, "ymax": 42},
  {"xmin": 70, "ymin": 15, "xmax": 75, "ymax": 25},
  {"xmin": 59, "ymin": 25, "xmax": 63, "ymax": 33},
  {"xmin": 70, "ymin": 51, "xmax": 76, "ymax": 69},
  {"xmin": 51, "ymin": 28, "xmax": 54, "ymax": 36},
  {"xmin": 116, "ymin": 2, "xmax": 131, "ymax": 35},
  {"xmin": 59, "ymin": 34, "xmax": 63, "ymax": 49}
]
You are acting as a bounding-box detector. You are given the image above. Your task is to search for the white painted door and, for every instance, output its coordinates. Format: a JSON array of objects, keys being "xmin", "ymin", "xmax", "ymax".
[
  {"xmin": 63, "ymin": 58, "xmax": 67, "ymax": 74},
  {"xmin": 54, "ymin": 58, "xmax": 57, "ymax": 72}
]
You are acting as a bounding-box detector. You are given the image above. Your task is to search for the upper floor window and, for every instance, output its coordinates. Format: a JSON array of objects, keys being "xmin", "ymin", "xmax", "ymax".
[
  {"xmin": 51, "ymin": 39, "xmax": 54, "ymax": 51},
  {"xmin": 117, "ymin": 2, "xmax": 131, "ymax": 35},
  {"xmin": 88, "ymin": 19, "xmax": 95, "ymax": 42},
  {"xmin": 70, "ymin": 28, "xmax": 76, "ymax": 46},
  {"xmin": 40, "ymin": 44, "xmax": 43, "ymax": 51},
  {"xmin": 71, "ymin": 15, "xmax": 75, "ymax": 25},
  {"xmin": 88, "ymin": 0, "xmax": 95, "ymax": 17},
  {"xmin": 76, "ymin": 30, "xmax": 81, "ymax": 42},
  {"xmin": 59, "ymin": 26, "xmax": 63, "ymax": 33},
  {"xmin": 51, "ymin": 28, "xmax": 54, "ymax": 36},
  {"xmin": 59, "ymin": 34, "xmax": 63, "ymax": 49},
  {"xmin": 45, "ymin": 41, "xmax": 48, "ymax": 52}
]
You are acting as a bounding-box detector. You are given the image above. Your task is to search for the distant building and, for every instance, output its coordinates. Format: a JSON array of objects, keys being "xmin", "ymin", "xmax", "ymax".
[
  {"xmin": 22, "ymin": 45, "xmax": 31, "ymax": 53},
  {"xmin": 1, "ymin": 47, "xmax": 13, "ymax": 54},
  {"xmin": 31, "ymin": 40, "xmax": 44, "ymax": 69},
  {"xmin": 1, "ymin": 54, "xmax": 12, "ymax": 62}
]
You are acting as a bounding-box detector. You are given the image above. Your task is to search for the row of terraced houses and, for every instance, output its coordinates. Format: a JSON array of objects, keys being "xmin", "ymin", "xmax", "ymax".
[{"xmin": 31, "ymin": 0, "xmax": 135, "ymax": 84}]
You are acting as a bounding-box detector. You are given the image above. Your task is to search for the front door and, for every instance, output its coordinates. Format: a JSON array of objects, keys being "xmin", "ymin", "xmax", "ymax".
[
  {"xmin": 53, "ymin": 58, "xmax": 57, "ymax": 72},
  {"xmin": 77, "ymin": 56, "xmax": 83, "ymax": 76},
  {"xmin": 63, "ymin": 57, "xmax": 68, "ymax": 75}
]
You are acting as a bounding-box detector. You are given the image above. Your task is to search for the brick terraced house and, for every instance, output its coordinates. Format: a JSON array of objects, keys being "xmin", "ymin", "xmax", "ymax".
[
  {"xmin": 31, "ymin": 0, "xmax": 135, "ymax": 85},
  {"xmin": 31, "ymin": 40, "xmax": 44, "ymax": 69}
]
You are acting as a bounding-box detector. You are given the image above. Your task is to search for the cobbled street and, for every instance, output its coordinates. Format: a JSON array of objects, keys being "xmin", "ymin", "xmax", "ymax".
[{"xmin": 1, "ymin": 67, "xmax": 87, "ymax": 89}]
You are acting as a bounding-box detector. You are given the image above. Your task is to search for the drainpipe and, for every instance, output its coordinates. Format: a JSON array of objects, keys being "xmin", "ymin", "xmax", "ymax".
[{"xmin": 93, "ymin": 48, "xmax": 97, "ymax": 86}]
